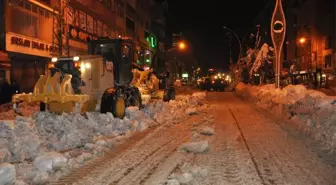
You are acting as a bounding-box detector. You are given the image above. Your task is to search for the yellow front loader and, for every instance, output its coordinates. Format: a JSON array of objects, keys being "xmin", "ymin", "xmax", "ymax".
[{"xmin": 12, "ymin": 55, "xmax": 174, "ymax": 118}]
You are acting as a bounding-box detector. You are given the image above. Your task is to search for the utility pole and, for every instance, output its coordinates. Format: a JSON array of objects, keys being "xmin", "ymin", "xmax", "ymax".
[
  {"xmin": 271, "ymin": 0, "xmax": 286, "ymax": 89},
  {"xmin": 52, "ymin": 0, "xmax": 70, "ymax": 57},
  {"xmin": 228, "ymin": 33, "xmax": 233, "ymax": 64}
]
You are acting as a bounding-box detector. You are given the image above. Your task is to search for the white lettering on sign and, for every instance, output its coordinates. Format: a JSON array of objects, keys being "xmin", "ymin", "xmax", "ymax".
[{"xmin": 6, "ymin": 32, "xmax": 53, "ymax": 58}]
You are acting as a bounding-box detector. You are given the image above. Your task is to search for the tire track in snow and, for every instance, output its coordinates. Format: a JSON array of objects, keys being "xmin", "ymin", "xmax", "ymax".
[
  {"xmin": 228, "ymin": 105, "xmax": 267, "ymax": 185},
  {"xmin": 228, "ymin": 96, "xmax": 336, "ymax": 185},
  {"xmin": 53, "ymin": 114, "xmax": 203, "ymax": 185},
  {"xmin": 183, "ymin": 103, "xmax": 263, "ymax": 185}
]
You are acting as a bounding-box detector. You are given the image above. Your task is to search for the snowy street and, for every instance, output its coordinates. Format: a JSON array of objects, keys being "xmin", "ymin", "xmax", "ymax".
[{"xmin": 50, "ymin": 92, "xmax": 336, "ymax": 185}]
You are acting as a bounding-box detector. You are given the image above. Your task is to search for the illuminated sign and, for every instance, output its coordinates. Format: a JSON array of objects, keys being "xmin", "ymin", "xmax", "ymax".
[
  {"xmin": 10, "ymin": 36, "xmax": 55, "ymax": 52},
  {"xmin": 182, "ymin": 73, "xmax": 188, "ymax": 78},
  {"xmin": 146, "ymin": 34, "xmax": 157, "ymax": 48},
  {"xmin": 6, "ymin": 32, "xmax": 53, "ymax": 58},
  {"xmin": 69, "ymin": 25, "xmax": 99, "ymax": 43}
]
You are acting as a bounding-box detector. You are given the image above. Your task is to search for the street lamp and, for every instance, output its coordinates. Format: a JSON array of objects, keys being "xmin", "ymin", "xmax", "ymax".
[
  {"xmin": 299, "ymin": 37, "xmax": 307, "ymax": 44},
  {"xmin": 178, "ymin": 41, "xmax": 186, "ymax": 50},
  {"xmin": 222, "ymin": 26, "xmax": 242, "ymax": 64}
]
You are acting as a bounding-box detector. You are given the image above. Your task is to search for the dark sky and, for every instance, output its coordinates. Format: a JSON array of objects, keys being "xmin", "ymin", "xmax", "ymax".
[{"xmin": 165, "ymin": 0, "xmax": 267, "ymax": 71}]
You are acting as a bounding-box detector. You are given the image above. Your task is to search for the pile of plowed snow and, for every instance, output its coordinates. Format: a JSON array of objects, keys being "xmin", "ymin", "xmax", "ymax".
[
  {"xmin": 0, "ymin": 92, "xmax": 208, "ymax": 185},
  {"xmin": 235, "ymin": 83, "xmax": 336, "ymax": 153},
  {"xmin": 0, "ymin": 102, "xmax": 39, "ymax": 120}
]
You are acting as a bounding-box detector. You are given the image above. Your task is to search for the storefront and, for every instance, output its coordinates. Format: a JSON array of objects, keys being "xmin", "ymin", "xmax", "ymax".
[
  {"xmin": 5, "ymin": 32, "xmax": 52, "ymax": 92},
  {"xmin": 0, "ymin": 51, "xmax": 10, "ymax": 80}
]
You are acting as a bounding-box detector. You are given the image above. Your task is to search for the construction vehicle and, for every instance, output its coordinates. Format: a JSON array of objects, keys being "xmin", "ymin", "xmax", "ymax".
[{"xmin": 12, "ymin": 37, "xmax": 175, "ymax": 118}]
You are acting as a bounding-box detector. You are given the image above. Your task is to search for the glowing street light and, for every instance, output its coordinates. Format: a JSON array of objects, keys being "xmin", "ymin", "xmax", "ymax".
[
  {"xmin": 178, "ymin": 42, "xmax": 186, "ymax": 50},
  {"xmin": 299, "ymin": 37, "xmax": 306, "ymax": 44}
]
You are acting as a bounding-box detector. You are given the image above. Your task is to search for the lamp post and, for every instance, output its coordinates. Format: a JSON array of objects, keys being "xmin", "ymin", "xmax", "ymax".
[
  {"xmin": 271, "ymin": 0, "xmax": 286, "ymax": 89},
  {"xmin": 222, "ymin": 26, "xmax": 242, "ymax": 64}
]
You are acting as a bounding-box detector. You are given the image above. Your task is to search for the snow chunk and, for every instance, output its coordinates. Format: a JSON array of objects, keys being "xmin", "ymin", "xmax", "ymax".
[
  {"xmin": 177, "ymin": 172, "xmax": 193, "ymax": 184},
  {"xmin": 181, "ymin": 140, "xmax": 209, "ymax": 153},
  {"xmin": 14, "ymin": 180, "xmax": 28, "ymax": 185},
  {"xmin": 0, "ymin": 163, "xmax": 16, "ymax": 185},
  {"xmin": 185, "ymin": 108, "xmax": 197, "ymax": 115},
  {"xmin": 32, "ymin": 172, "xmax": 49, "ymax": 185},
  {"xmin": 167, "ymin": 179, "xmax": 180, "ymax": 185},
  {"xmin": 200, "ymin": 127, "xmax": 215, "ymax": 136},
  {"xmin": 6, "ymin": 117, "xmax": 42, "ymax": 162},
  {"xmin": 33, "ymin": 152, "xmax": 67, "ymax": 172}
]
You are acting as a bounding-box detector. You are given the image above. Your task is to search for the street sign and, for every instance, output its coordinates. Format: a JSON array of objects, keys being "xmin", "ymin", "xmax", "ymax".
[{"xmin": 271, "ymin": 0, "xmax": 286, "ymax": 88}]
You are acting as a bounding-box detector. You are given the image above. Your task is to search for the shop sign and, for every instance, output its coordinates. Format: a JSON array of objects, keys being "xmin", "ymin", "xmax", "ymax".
[
  {"xmin": 69, "ymin": 25, "xmax": 98, "ymax": 43},
  {"xmin": 6, "ymin": 32, "xmax": 53, "ymax": 58}
]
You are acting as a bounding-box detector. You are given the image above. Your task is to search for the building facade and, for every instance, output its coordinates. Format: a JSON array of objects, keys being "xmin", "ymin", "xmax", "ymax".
[
  {"xmin": 284, "ymin": 0, "xmax": 335, "ymax": 89},
  {"xmin": 0, "ymin": 0, "xmax": 166, "ymax": 92}
]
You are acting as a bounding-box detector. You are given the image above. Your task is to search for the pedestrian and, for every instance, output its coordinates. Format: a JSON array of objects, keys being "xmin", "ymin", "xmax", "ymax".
[
  {"xmin": 1, "ymin": 79, "xmax": 12, "ymax": 104},
  {"xmin": 11, "ymin": 80, "xmax": 20, "ymax": 94}
]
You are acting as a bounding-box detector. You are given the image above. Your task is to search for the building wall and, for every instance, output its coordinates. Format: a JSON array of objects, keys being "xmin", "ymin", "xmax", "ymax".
[
  {"xmin": 284, "ymin": 0, "xmax": 335, "ymax": 88},
  {"xmin": 1, "ymin": 0, "xmax": 166, "ymax": 91}
]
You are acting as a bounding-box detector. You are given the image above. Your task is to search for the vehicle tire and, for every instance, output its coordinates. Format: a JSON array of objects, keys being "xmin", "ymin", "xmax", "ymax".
[
  {"xmin": 163, "ymin": 87, "xmax": 175, "ymax": 102},
  {"xmin": 101, "ymin": 88, "xmax": 126, "ymax": 119},
  {"xmin": 112, "ymin": 95, "xmax": 126, "ymax": 119},
  {"xmin": 130, "ymin": 94, "xmax": 142, "ymax": 109},
  {"xmin": 40, "ymin": 102, "xmax": 46, "ymax": 111}
]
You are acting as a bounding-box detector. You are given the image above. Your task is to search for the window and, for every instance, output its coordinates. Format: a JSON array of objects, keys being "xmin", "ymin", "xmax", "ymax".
[
  {"xmin": 32, "ymin": 4, "xmax": 37, "ymax": 13},
  {"xmin": 25, "ymin": 1, "xmax": 31, "ymax": 10},
  {"xmin": 325, "ymin": 55, "xmax": 332, "ymax": 68},
  {"xmin": 93, "ymin": 20, "xmax": 97, "ymax": 35},
  {"xmin": 87, "ymin": 15, "xmax": 93, "ymax": 33},
  {"xmin": 103, "ymin": 24, "xmax": 109, "ymax": 36},
  {"xmin": 116, "ymin": 1, "xmax": 124, "ymax": 18},
  {"xmin": 73, "ymin": 10, "xmax": 79, "ymax": 27},
  {"xmin": 126, "ymin": 17, "xmax": 135, "ymax": 31},
  {"xmin": 65, "ymin": 7, "xmax": 74, "ymax": 25},
  {"xmin": 100, "ymin": 0, "xmax": 111, "ymax": 8},
  {"xmin": 97, "ymin": 20, "xmax": 103, "ymax": 36},
  {"xmin": 325, "ymin": 36, "xmax": 332, "ymax": 49},
  {"xmin": 79, "ymin": 11, "xmax": 86, "ymax": 31}
]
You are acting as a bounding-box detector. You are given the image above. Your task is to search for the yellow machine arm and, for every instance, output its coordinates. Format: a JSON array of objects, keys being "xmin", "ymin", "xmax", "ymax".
[
  {"xmin": 13, "ymin": 71, "xmax": 92, "ymax": 113},
  {"xmin": 131, "ymin": 69, "xmax": 159, "ymax": 94}
]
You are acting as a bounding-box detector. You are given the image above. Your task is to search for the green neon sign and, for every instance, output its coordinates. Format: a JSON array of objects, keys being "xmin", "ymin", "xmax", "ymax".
[{"xmin": 146, "ymin": 35, "xmax": 157, "ymax": 48}]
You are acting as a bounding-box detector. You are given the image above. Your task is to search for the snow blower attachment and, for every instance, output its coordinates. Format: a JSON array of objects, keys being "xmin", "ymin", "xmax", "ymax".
[{"xmin": 13, "ymin": 71, "xmax": 92, "ymax": 114}]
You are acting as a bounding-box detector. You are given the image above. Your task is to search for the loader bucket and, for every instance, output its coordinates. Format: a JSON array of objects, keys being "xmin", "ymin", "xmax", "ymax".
[{"xmin": 13, "ymin": 71, "xmax": 93, "ymax": 114}]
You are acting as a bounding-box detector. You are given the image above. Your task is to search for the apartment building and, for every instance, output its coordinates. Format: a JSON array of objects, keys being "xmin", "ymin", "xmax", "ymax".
[
  {"xmin": 0, "ymin": 0, "xmax": 166, "ymax": 92},
  {"xmin": 288, "ymin": 0, "xmax": 336, "ymax": 74}
]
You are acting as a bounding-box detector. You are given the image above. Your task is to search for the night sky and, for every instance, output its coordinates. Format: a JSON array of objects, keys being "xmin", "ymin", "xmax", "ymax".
[{"xmin": 165, "ymin": 0, "xmax": 267, "ymax": 71}]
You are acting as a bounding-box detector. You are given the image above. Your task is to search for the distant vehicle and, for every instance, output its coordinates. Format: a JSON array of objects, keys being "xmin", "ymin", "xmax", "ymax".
[{"xmin": 199, "ymin": 73, "xmax": 231, "ymax": 91}]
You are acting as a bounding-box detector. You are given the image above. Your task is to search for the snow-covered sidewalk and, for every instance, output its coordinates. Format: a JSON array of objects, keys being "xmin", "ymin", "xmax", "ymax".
[
  {"xmin": 0, "ymin": 92, "xmax": 208, "ymax": 185},
  {"xmin": 235, "ymin": 83, "xmax": 336, "ymax": 153}
]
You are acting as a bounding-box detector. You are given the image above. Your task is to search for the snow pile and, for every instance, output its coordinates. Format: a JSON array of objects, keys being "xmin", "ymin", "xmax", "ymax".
[
  {"xmin": 167, "ymin": 162, "xmax": 208, "ymax": 185},
  {"xmin": 0, "ymin": 163, "xmax": 16, "ymax": 185},
  {"xmin": 236, "ymin": 83, "xmax": 336, "ymax": 153},
  {"xmin": 180, "ymin": 140, "xmax": 209, "ymax": 153},
  {"xmin": 0, "ymin": 102, "xmax": 39, "ymax": 120},
  {"xmin": 33, "ymin": 152, "xmax": 67, "ymax": 172},
  {"xmin": 0, "ymin": 117, "xmax": 42, "ymax": 163},
  {"xmin": 199, "ymin": 127, "xmax": 215, "ymax": 136},
  {"xmin": 0, "ymin": 92, "xmax": 208, "ymax": 185}
]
